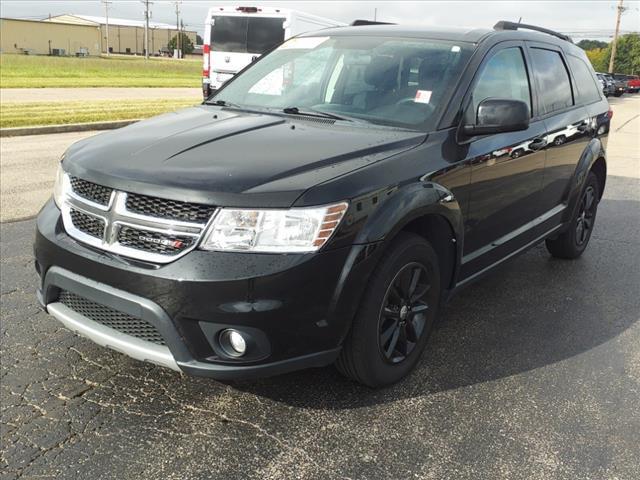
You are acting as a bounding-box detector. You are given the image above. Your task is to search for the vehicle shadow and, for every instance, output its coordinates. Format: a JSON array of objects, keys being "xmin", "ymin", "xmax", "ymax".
[{"xmin": 231, "ymin": 195, "xmax": 640, "ymax": 410}]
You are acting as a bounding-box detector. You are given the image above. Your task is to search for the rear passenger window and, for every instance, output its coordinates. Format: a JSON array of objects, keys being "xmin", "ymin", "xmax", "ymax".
[
  {"xmin": 472, "ymin": 47, "xmax": 531, "ymax": 115},
  {"xmin": 530, "ymin": 48, "xmax": 573, "ymax": 113},
  {"xmin": 567, "ymin": 55, "xmax": 601, "ymax": 104}
]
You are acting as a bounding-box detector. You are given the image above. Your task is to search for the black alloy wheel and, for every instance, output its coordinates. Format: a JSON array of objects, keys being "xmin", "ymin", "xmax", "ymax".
[
  {"xmin": 378, "ymin": 262, "xmax": 431, "ymax": 364},
  {"xmin": 546, "ymin": 171, "xmax": 600, "ymax": 259},
  {"xmin": 575, "ymin": 185, "xmax": 597, "ymax": 246},
  {"xmin": 336, "ymin": 232, "xmax": 442, "ymax": 387}
]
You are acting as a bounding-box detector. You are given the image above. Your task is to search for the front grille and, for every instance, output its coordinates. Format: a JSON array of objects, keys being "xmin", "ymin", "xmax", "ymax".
[
  {"xmin": 61, "ymin": 173, "xmax": 213, "ymax": 263},
  {"xmin": 70, "ymin": 209, "xmax": 105, "ymax": 238},
  {"xmin": 58, "ymin": 290, "xmax": 166, "ymax": 346},
  {"xmin": 126, "ymin": 192, "xmax": 215, "ymax": 223},
  {"xmin": 117, "ymin": 226, "xmax": 194, "ymax": 255},
  {"xmin": 69, "ymin": 176, "xmax": 113, "ymax": 206}
]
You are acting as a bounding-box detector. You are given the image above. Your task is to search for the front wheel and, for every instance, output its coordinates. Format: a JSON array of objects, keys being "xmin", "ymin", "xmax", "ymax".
[
  {"xmin": 546, "ymin": 171, "xmax": 600, "ymax": 259},
  {"xmin": 336, "ymin": 232, "xmax": 441, "ymax": 387}
]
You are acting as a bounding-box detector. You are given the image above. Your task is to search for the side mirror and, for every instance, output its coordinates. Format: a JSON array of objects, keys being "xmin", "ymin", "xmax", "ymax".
[{"xmin": 463, "ymin": 98, "xmax": 530, "ymax": 136}]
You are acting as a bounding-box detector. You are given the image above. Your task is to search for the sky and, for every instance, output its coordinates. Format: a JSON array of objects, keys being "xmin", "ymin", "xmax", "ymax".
[{"xmin": 1, "ymin": 0, "xmax": 639, "ymax": 40}]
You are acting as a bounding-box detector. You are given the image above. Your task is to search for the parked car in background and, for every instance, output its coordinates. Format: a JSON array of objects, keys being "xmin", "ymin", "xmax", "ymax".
[
  {"xmin": 604, "ymin": 73, "xmax": 626, "ymax": 96},
  {"xmin": 613, "ymin": 73, "xmax": 640, "ymax": 93},
  {"xmin": 596, "ymin": 73, "xmax": 614, "ymax": 97},
  {"xmin": 202, "ymin": 5, "xmax": 344, "ymax": 98},
  {"xmin": 36, "ymin": 21, "xmax": 610, "ymax": 387}
]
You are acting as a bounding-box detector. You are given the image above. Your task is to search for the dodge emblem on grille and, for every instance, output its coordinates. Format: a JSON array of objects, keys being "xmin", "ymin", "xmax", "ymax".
[{"xmin": 138, "ymin": 235, "xmax": 184, "ymax": 249}]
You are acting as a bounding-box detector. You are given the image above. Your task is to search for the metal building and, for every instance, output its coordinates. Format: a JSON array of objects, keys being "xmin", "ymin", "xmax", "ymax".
[
  {"xmin": 0, "ymin": 15, "xmax": 197, "ymax": 56},
  {"xmin": 45, "ymin": 14, "xmax": 197, "ymax": 55}
]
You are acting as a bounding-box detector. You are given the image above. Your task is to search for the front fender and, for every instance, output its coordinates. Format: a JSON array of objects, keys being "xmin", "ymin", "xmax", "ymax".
[
  {"xmin": 563, "ymin": 138, "xmax": 606, "ymax": 223},
  {"xmin": 353, "ymin": 181, "xmax": 464, "ymax": 247}
]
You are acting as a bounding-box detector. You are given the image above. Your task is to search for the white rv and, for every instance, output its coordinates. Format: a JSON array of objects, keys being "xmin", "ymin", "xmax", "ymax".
[{"xmin": 202, "ymin": 6, "xmax": 344, "ymax": 97}]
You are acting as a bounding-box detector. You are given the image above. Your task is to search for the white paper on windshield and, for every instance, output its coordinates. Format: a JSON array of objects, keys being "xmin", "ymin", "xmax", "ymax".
[
  {"xmin": 278, "ymin": 36, "xmax": 329, "ymax": 50},
  {"xmin": 414, "ymin": 90, "xmax": 432, "ymax": 104}
]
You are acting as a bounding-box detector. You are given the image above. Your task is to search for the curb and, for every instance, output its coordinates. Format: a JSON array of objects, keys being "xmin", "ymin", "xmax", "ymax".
[{"xmin": 0, "ymin": 120, "xmax": 139, "ymax": 137}]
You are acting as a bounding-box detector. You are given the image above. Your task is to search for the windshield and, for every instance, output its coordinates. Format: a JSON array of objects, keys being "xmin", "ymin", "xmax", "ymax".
[
  {"xmin": 211, "ymin": 16, "xmax": 285, "ymax": 54},
  {"xmin": 211, "ymin": 35, "xmax": 473, "ymax": 130}
]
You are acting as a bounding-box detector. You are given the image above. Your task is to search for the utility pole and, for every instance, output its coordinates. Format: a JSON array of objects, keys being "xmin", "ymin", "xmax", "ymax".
[
  {"xmin": 609, "ymin": 0, "xmax": 624, "ymax": 73},
  {"xmin": 103, "ymin": 0, "xmax": 112, "ymax": 56},
  {"xmin": 175, "ymin": 1, "xmax": 181, "ymax": 58},
  {"xmin": 142, "ymin": 0, "xmax": 152, "ymax": 59}
]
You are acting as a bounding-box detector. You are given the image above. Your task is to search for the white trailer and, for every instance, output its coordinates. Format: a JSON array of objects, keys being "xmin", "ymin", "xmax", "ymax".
[{"xmin": 202, "ymin": 5, "xmax": 344, "ymax": 97}]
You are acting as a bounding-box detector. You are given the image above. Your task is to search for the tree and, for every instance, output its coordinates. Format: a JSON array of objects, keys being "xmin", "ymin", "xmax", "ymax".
[
  {"xmin": 168, "ymin": 33, "xmax": 194, "ymax": 55},
  {"xmin": 577, "ymin": 39, "xmax": 609, "ymax": 51},
  {"xmin": 608, "ymin": 33, "xmax": 640, "ymax": 74},
  {"xmin": 585, "ymin": 34, "xmax": 640, "ymax": 74},
  {"xmin": 586, "ymin": 48, "xmax": 609, "ymax": 72},
  {"xmin": 196, "ymin": 34, "xmax": 203, "ymax": 45}
]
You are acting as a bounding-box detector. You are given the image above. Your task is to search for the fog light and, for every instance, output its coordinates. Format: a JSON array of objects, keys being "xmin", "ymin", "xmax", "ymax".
[{"xmin": 220, "ymin": 329, "xmax": 247, "ymax": 357}]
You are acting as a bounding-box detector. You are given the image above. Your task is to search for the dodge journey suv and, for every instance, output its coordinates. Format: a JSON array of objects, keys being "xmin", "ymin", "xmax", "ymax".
[{"xmin": 35, "ymin": 21, "xmax": 610, "ymax": 387}]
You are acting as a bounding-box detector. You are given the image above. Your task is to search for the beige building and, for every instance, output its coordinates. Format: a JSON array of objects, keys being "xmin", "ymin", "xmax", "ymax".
[
  {"xmin": 0, "ymin": 14, "xmax": 197, "ymax": 56},
  {"xmin": 45, "ymin": 14, "xmax": 197, "ymax": 55},
  {"xmin": 0, "ymin": 18, "xmax": 101, "ymax": 56}
]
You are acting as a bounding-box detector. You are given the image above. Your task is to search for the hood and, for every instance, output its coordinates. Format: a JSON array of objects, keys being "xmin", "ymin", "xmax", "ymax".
[{"xmin": 64, "ymin": 105, "xmax": 424, "ymax": 207}]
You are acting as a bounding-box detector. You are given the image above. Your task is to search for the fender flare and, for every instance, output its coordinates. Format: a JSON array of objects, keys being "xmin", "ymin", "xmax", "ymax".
[
  {"xmin": 563, "ymin": 138, "xmax": 606, "ymax": 223},
  {"xmin": 326, "ymin": 181, "xmax": 465, "ymax": 344}
]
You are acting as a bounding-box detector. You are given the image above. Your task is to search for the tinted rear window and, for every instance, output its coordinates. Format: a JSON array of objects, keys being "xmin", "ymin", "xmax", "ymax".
[
  {"xmin": 247, "ymin": 17, "xmax": 285, "ymax": 53},
  {"xmin": 567, "ymin": 55, "xmax": 601, "ymax": 104},
  {"xmin": 530, "ymin": 48, "xmax": 573, "ymax": 114},
  {"xmin": 211, "ymin": 16, "xmax": 284, "ymax": 54}
]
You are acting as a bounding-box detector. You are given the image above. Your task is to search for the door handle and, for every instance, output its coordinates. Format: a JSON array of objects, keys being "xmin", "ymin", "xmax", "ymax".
[{"xmin": 528, "ymin": 137, "xmax": 548, "ymax": 151}]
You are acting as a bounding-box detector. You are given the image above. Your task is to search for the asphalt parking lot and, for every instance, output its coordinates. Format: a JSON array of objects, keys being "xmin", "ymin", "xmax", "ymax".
[{"xmin": 1, "ymin": 96, "xmax": 639, "ymax": 479}]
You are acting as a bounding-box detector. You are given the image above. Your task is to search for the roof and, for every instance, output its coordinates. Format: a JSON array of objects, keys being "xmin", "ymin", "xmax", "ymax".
[
  {"xmin": 44, "ymin": 14, "xmax": 176, "ymax": 30},
  {"xmin": 307, "ymin": 25, "xmax": 493, "ymax": 44},
  {"xmin": 303, "ymin": 24, "xmax": 580, "ymax": 50}
]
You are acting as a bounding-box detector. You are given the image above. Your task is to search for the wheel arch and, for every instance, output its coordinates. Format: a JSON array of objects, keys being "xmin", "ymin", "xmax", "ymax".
[
  {"xmin": 564, "ymin": 138, "xmax": 607, "ymax": 222},
  {"xmin": 353, "ymin": 181, "xmax": 464, "ymax": 292}
]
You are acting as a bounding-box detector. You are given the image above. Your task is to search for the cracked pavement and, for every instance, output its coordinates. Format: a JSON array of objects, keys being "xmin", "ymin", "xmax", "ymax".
[
  {"xmin": 2, "ymin": 173, "xmax": 639, "ymax": 479},
  {"xmin": 1, "ymin": 96, "xmax": 639, "ymax": 479}
]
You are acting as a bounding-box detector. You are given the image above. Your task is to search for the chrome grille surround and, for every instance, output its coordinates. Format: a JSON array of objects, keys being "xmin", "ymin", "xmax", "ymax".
[{"xmin": 58, "ymin": 173, "xmax": 217, "ymax": 263}]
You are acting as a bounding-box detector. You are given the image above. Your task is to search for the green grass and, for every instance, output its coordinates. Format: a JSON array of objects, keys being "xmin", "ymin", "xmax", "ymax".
[
  {"xmin": 0, "ymin": 98, "xmax": 198, "ymax": 128},
  {"xmin": 0, "ymin": 54, "xmax": 202, "ymax": 88}
]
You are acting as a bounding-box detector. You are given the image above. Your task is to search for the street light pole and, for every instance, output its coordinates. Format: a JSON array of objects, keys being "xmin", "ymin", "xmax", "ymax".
[{"xmin": 609, "ymin": 0, "xmax": 625, "ymax": 73}]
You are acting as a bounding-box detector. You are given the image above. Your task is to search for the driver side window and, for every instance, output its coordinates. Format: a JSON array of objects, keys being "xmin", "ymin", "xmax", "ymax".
[{"xmin": 472, "ymin": 47, "xmax": 532, "ymax": 116}]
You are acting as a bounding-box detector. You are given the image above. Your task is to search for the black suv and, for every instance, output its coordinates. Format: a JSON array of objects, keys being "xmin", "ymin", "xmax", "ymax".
[{"xmin": 35, "ymin": 21, "xmax": 610, "ymax": 387}]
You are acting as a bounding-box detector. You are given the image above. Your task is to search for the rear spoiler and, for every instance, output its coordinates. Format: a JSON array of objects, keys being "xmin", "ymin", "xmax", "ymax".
[{"xmin": 350, "ymin": 20, "xmax": 395, "ymax": 26}]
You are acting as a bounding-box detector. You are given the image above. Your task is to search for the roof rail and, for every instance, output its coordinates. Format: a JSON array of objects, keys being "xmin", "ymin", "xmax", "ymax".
[
  {"xmin": 350, "ymin": 20, "xmax": 395, "ymax": 26},
  {"xmin": 494, "ymin": 21, "xmax": 573, "ymax": 43}
]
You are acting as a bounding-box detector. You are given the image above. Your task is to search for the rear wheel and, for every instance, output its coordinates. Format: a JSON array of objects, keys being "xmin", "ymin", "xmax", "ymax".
[
  {"xmin": 336, "ymin": 232, "xmax": 441, "ymax": 387},
  {"xmin": 546, "ymin": 171, "xmax": 600, "ymax": 259}
]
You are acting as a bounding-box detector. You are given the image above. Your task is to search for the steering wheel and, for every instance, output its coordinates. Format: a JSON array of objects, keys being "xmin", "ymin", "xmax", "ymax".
[{"xmin": 394, "ymin": 97, "xmax": 435, "ymax": 113}]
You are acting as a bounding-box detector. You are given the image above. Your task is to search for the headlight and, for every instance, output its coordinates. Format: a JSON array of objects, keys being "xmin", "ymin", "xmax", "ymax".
[
  {"xmin": 53, "ymin": 164, "xmax": 68, "ymax": 208},
  {"xmin": 200, "ymin": 202, "xmax": 348, "ymax": 253}
]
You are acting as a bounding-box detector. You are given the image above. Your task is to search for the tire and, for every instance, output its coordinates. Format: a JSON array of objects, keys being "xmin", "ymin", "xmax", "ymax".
[
  {"xmin": 545, "ymin": 171, "xmax": 600, "ymax": 259},
  {"xmin": 336, "ymin": 232, "xmax": 441, "ymax": 387}
]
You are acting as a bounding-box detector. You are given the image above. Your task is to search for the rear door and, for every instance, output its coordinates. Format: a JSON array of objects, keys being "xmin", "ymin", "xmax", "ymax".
[
  {"xmin": 460, "ymin": 42, "xmax": 547, "ymax": 277},
  {"xmin": 527, "ymin": 44, "xmax": 593, "ymax": 214}
]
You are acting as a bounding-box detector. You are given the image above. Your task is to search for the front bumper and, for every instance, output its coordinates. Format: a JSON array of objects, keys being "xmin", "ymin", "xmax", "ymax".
[{"xmin": 35, "ymin": 200, "xmax": 380, "ymax": 379}]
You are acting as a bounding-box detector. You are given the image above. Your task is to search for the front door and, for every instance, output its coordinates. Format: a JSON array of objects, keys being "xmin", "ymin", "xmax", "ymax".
[{"xmin": 458, "ymin": 44, "xmax": 547, "ymax": 278}]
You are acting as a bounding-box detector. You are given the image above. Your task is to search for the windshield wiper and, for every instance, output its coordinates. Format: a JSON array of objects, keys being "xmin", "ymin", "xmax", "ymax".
[
  {"xmin": 282, "ymin": 106, "xmax": 353, "ymax": 122},
  {"xmin": 205, "ymin": 99, "xmax": 243, "ymax": 109}
]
